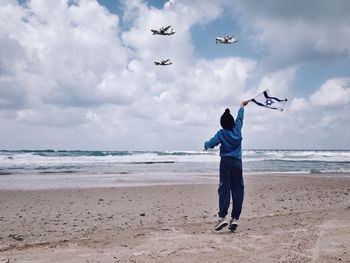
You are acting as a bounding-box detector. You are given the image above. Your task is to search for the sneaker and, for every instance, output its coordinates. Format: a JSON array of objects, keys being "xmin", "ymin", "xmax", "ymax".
[
  {"xmin": 214, "ymin": 217, "xmax": 228, "ymax": 231},
  {"xmin": 229, "ymin": 218, "xmax": 238, "ymax": 231}
]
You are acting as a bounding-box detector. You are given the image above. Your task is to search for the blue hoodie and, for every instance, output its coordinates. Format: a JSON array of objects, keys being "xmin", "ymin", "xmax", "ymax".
[{"xmin": 204, "ymin": 107, "xmax": 244, "ymax": 159}]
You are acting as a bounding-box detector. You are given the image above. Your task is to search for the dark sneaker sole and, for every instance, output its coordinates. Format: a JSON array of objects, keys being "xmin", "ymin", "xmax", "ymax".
[
  {"xmin": 214, "ymin": 222, "xmax": 228, "ymax": 231},
  {"xmin": 229, "ymin": 223, "xmax": 238, "ymax": 231}
]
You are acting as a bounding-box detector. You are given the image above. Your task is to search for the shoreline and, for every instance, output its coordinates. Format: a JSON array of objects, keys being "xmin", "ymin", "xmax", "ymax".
[
  {"xmin": 1, "ymin": 173, "xmax": 350, "ymax": 262},
  {"xmin": 1, "ymin": 172, "xmax": 350, "ymax": 191}
]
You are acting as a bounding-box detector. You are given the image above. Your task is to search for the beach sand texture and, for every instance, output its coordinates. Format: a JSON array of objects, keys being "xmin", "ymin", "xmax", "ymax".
[{"xmin": 1, "ymin": 174, "xmax": 350, "ymax": 262}]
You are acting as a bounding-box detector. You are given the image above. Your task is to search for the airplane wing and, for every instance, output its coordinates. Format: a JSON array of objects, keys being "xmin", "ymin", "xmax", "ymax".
[{"xmin": 163, "ymin": 25, "xmax": 171, "ymax": 31}]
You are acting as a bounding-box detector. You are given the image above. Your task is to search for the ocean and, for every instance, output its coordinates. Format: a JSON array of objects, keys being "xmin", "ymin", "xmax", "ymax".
[{"xmin": 0, "ymin": 149, "xmax": 349, "ymax": 190}]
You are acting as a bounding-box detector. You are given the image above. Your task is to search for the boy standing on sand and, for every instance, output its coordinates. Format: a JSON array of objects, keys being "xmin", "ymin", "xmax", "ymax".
[{"xmin": 204, "ymin": 100, "xmax": 249, "ymax": 231}]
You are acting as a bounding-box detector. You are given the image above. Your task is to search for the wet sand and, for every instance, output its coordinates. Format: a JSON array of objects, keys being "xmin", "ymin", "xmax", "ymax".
[{"xmin": 0, "ymin": 173, "xmax": 350, "ymax": 262}]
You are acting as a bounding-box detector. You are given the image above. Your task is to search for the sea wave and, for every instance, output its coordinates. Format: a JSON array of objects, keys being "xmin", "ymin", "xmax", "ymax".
[
  {"xmin": 1, "ymin": 149, "xmax": 349, "ymax": 176},
  {"xmin": 243, "ymin": 150, "xmax": 350, "ymax": 163}
]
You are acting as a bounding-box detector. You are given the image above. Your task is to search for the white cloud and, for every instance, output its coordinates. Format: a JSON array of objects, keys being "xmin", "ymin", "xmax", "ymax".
[
  {"xmin": 16, "ymin": 106, "xmax": 87, "ymax": 126},
  {"xmin": 310, "ymin": 78, "xmax": 350, "ymax": 108},
  {"xmin": 184, "ymin": 57, "xmax": 256, "ymax": 106},
  {"xmin": 289, "ymin": 97, "xmax": 308, "ymax": 112},
  {"xmin": 276, "ymin": 77, "xmax": 350, "ymax": 149},
  {"xmin": 1, "ymin": 0, "xmax": 130, "ymax": 110},
  {"xmin": 319, "ymin": 114, "xmax": 338, "ymax": 129},
  {"xmin": 1, "ymin": 0, "xmax": 349, "ymax": 150},
  {"xmin": 255, "ymin": 68, "xmax": 296, "ymax": 96},
  {"xmin": 291, "ymin": 78, "xmax": 350, "ymax": 111},
  {"xmin": 0, "ymin": 0, "xmax": 258, "ymax": 150},
  {"xmin": 228, "ymin": 0, "xmax": 350, "ymax": 68}
]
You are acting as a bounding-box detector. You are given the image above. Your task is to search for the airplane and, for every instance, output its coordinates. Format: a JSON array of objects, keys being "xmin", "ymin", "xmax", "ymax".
[
  {"xmin": 154, "ymin": 59, "xmax": 172, "ymax": 66},
  {"xmin": 151, "ymin": 25, "xmax": 175, "ymax": 36},
  {"xmin": 215, "ymin": 35, "xmax": 238, "ymax": 44}
]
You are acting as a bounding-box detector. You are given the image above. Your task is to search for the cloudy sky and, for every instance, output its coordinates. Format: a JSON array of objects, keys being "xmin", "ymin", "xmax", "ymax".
[{"xmin": 1, "ymin": 0, "xmax": 350, "ymax": 150}]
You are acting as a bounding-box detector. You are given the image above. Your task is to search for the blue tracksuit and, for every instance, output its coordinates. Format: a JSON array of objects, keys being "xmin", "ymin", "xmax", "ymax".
[{"xmin": 204, "ymin": 107, "xmax": 244, "ymax": 219}]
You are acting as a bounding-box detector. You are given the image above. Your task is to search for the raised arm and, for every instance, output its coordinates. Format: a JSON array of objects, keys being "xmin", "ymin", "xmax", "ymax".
[{"xmin": 235, "ymin": 100, "xmax": 249, "ymax": 131}]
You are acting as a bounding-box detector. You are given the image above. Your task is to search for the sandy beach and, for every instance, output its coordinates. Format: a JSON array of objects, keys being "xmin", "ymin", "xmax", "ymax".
[{"xmin": 1, "ymin": 173, "xmax": 350, "ymax": 263}]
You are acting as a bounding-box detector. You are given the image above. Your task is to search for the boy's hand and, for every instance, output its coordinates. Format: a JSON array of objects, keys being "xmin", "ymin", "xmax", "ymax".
[{"xmin": 241, "ymin": 100, "xmax": 250, "ymax": 107}]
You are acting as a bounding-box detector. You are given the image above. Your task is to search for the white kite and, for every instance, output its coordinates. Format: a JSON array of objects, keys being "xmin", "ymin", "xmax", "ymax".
[{"xmin": 250, "ymin": 89, "xmax": 287, "ymax": 111}]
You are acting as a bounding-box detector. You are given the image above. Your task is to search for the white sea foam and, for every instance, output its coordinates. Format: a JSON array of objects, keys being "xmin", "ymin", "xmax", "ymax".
[{"xmin": 0, "ymin": 150, "xmax": 349, "ymax": 190}]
